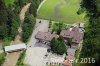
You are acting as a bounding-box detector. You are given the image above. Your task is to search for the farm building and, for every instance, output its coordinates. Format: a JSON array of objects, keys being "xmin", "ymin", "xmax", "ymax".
[
  {"xmin": 4, "ymin": 43, "xmax": 26, "ymax": 53},
  {"xmin": 63, "ymin": 60, "xmax": 72, "ymax": 66},
  {"xmin": 35, "ymin": 31, "xmax": 53, "ymax": 41},
  {"xmin": 35, "ymin": 31, "xmax": 59, "ymax": 44},
  {"xmin": 60, "ymin": 27, "xmax": 84, "ymax": 44}
]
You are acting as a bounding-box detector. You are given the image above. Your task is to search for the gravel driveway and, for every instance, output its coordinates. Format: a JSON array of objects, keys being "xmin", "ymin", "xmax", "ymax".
[{"xmin": 24, "ymin": 19, "xmax": 49, "ymax": 66}]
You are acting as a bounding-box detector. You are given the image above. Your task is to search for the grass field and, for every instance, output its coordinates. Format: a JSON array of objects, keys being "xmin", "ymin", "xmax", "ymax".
[
  {"xmin": 37, "ymin": 0, "xmax": 85, "ymax": 24},
  {"xmin": 4, "ymin": 0, "xmax": 15, "ymax": 6}
]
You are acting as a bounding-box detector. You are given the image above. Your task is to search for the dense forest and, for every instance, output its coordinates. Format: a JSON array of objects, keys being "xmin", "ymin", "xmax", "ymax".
[
  {"xmin": 0, "ymin": 0, "xmax": 20, "ymax": 45},
  {"xmin": 0, "ymin": 0, "xmax": 43, "ymax": 65},
  {"xmin": 0, "ymin": 0, "xmax": 43, "ymax": 44},
  {"xmin": 22, "ymin": 0, "xmax": 43, "ymax": 42},
  {"xmin": 79, "ymin": 0, "xmax": 100, "ymax": 66}
]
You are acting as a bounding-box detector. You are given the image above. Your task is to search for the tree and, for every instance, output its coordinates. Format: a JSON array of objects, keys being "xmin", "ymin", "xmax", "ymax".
[
  {"xmin": 22, "ymin": 14, "xmax": 35, "ymax": 43},
  {"xmin": 67, "ymin": 38, "xmax": 72, "ymax": 47},
  {"xmin": 6, "ymin": 6, "xmax": 20, "ymax": 39},
  {"xmin": 16, "ymin": 0, "xmax": 28, "ymax": 8},
  {"xmin": 11, "ymin": 19, "xmax": 19, "ymax": 39},
  {"xmin": 29, "ymin": 3, "xmax": 37, "ymax": 17},
  {"xmin": 29, "ymin": 0, "xmax": 43, "ymax": 17},
  {"xmin": 0, "ymin": 0, "xmax": 6, "ymax": 10},
  {"xmin": 0, "ymin": 0, "xmax": 21, "ymax": 40},
  {"xmin": 0, "ymin": 10, "xmax": 8, "ymax": 25},
  {"xmin": 49, "ymin": 19, "xmax": 52, "ymax": 28},
  {"xmin": 0, "ymin": 53, "xmax": 5, "ymax": 66},
  {"xmin": 52, "ymin": 22, "xmax": 65, "ymax": 34},
  {"xmin": 0, "ymin": 0, "xmax": 8, "ymax": 25},
  {"xmin": 0, "ymin": 26, "xmax": 8, "ymax": 39},
  {"xmin": 50, "ymin": 37, "xmax": 66, "ymax": 55},
  {"xmin": 50, "ymin": 38, "xmax": 59, "ymax": 53},
  {"xmin": 79, "ymin": 0, "xmax": 100, "ymax": 66},
  {"xmin": 57, "ymin": 37, "xmax": 66, "ymax": 55}
]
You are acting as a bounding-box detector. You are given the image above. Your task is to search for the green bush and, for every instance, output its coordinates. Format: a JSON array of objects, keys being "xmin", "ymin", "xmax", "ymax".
[
  {"xmin": 3, "ymin": 37, "xmax": 11, "ymax": 46},
  {"xmin": 49, "ymin": 19, "xmax": 52, "ymax": 28},
  {"xmin": 16, "ymin": 51, "xmax": 26, "ymax": 66},
  {"xmin": 52, "ymin": 22, "xmax": 66, "ymax": 34},
  {"xmin": 0, "ymin": 53, "xmax": 5, "ymax": 66}
]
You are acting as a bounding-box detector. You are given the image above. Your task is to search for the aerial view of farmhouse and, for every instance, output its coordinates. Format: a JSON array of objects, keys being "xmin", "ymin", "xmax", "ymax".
[{"xmin": 0, "ymin": 0, "xmax": 100, "ymax": 66}]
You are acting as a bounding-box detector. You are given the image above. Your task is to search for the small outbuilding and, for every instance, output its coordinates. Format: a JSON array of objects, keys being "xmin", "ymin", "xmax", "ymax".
[
  {"xmin": 67, "ymin": 48, "xmax": 76, "ymax": 56},
  {"xmin": 66, "ymin": 56, "xmax": 75, "ymax": 61},
  {"xmin": 63, "ymin": 60, "xmax": 72, "ymax": 66},
  {"xmin": 4, "ymin": 43, "xmax": 26, "ymax": 53},
  {"xmin": 79, "ymin": 23, "xmax": 85, "ymax": 28}
]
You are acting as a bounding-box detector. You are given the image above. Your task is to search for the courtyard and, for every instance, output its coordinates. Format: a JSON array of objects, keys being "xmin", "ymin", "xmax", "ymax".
[{"xmin": 24, "ymin": 19, "xmax": 50, "ymax": 66}]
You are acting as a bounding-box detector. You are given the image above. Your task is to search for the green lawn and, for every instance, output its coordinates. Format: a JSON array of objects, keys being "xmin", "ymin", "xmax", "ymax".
[
  {"xmin": 4, "ymin": 0, "xmax": 15, "ymax": 6},
  {"xmin": 37, "ymin": 0, "xmax": 85, "ymax": 24}
]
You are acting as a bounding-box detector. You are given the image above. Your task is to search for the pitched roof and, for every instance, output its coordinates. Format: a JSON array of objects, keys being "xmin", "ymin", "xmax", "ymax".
[
  {"xmin": 63, "ymin": 60, "xmax": 72, "ymax": 66},
  {"xmin": 35, "ymin": 31, "xmax": 53, "ymax": 41},
  {"xmin": 66, "ymin": 56, "xmax": 75, "ymax": 61},
  {"xmin": 60, "ymin": 29, "xmax": 72, "ymax": 38},
  {"xmin": 67, "ymin": 48, "xmax": 76, "ymax": 56},
  {"xmin": 4, "ymin": 43, "xmax": 26, "ymax": 52},
  {"xmin": 67, "ymin": 48, "xmax": 76, "ymax": 53},
  {"xmin": 60, "ymin": 27, "xmax": 84, "ymax": 43},
  {"xmin": 71, "ymin": 43, "xmax": 78, "ymax": 48}
]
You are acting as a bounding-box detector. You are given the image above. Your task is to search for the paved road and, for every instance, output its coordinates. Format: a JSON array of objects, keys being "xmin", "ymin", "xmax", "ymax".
[
  {"xmin": 24, "ymin": 19, "xmax": 49, "ymax": 66},
  {"xmin": 2, "ymin": 3, "xmax": 31, "ymax": 66}
]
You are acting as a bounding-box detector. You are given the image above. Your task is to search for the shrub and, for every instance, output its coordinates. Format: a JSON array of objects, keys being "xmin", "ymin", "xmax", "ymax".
[
  {"xmin": 16, "ymin": 51, "xmax": 26, "ymax": 66},
  {"xmin": 52, "ymin": 22, "xmax": 66, "ymax": 34},
  {"xmin": 3, "ymin": 37, "xmax": 11, "ymax": 46},
  {"xmin": 0, "ymin": 53, "xmax": 5, "ymax": 66}
]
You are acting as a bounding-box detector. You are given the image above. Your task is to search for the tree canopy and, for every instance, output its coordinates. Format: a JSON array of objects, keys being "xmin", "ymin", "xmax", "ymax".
[
  {"xmin": 52, "ymin": 22, "xmax": 66, "ymax": 34},
  {"xmin": 50, "ymin": 37, "xmax": 66, "ymax": 55},
  {"xmin": 22, "ymin": 14, "xmax": 35, "ymax": 43},
  {"xmin": 79, "ymin": 0, "xmax": 100, "ymax": 66}
]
